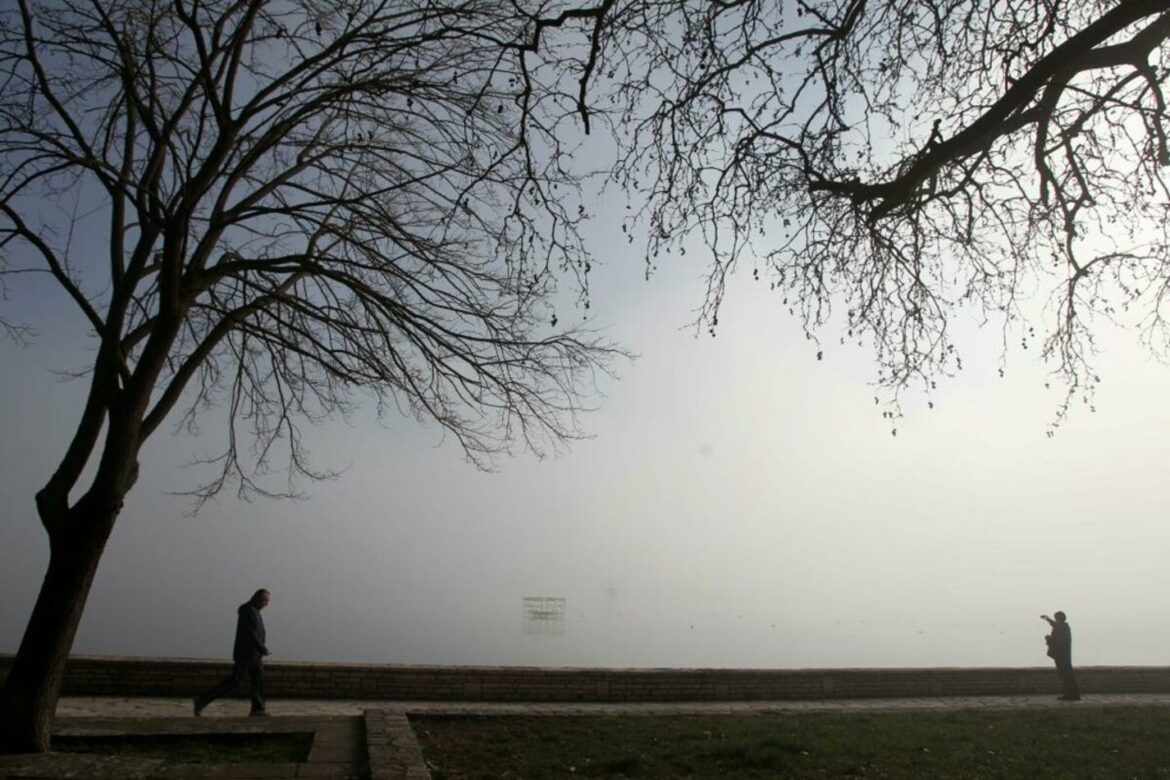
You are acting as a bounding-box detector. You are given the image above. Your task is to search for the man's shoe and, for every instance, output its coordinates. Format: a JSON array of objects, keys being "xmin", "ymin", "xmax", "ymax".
[
  {"xmin": 193, "ymin": 699, "xmax": 204, "ymax": 717},
  {"xmin": 249, "ymin": 709, "xmax": 270, "ymax": 717}
]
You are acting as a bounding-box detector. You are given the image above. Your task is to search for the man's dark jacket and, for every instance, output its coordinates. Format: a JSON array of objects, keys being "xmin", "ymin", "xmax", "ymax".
[
  {"xmin": 1047, "ymin": 621, "xmax": 1072, "ymax": 664},
  {"xmin": 232, "ymin": 602, "xmax": 268, "ymax": 664}
]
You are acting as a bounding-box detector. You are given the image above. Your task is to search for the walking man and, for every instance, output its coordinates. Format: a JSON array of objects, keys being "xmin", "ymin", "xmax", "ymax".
[
  {"xmin": 1041, "ymin": 611, "xmax": 1081, "ymax": 701},
  {"xmin": 194, "ymin": 589, "xmax": 272, "ymax": 716}
]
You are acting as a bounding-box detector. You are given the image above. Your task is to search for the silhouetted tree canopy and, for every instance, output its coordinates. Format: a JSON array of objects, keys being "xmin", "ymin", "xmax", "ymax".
[
  {"xmin": 0, "ymin": 0, "xmax": 619, "ymax": 753},
  {"xmin": 1, "ymin": 0, "xmax": 621, "ymax": 497},
  {"xmin": 603, "ymin": 0, "xmax": 1169, "ymax": 424}
]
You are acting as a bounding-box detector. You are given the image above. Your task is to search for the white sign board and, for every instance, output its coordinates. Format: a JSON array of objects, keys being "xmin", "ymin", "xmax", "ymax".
[{"xmin": 522, "ymin": 596, "xmax": 566, "ymax": 635}]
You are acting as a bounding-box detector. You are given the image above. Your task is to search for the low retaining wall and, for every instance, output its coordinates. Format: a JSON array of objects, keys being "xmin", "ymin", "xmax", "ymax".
[{"xmin": 2, "ymin": 656, "xmax": 1169, "ymax": 701}]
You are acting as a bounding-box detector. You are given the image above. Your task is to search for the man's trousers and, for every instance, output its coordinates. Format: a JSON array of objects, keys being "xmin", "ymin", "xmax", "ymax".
[{"xmin": 194, "ymin": 660, "xmax": 265, "ymax": 713}]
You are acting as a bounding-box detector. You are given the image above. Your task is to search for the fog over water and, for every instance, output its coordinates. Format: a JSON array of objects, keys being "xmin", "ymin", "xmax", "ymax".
[{"xmin": 3, "ymin": 198, "xmax": 1170, "ymax": 672}]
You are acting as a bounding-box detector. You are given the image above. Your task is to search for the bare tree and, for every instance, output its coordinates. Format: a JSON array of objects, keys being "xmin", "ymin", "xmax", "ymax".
[
  {"xmin": 606, "ymin": 0, "xmax": 1169, "ymax": 425},
  {"xmin": 4, "ymin": 0, "xmax": 1166, "ymax": 754},
  {"xmin": 0, "ymin": 0, "xmax": 621, "ymax": 753}
]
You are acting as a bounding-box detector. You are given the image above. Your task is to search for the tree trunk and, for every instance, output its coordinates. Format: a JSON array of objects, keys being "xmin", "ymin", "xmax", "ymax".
[{"xmin": 0, "ymin": 498, "xmax": 117, "ymax": 754}]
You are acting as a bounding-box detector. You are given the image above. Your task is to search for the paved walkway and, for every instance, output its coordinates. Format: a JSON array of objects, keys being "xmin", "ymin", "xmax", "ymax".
[
  {"xmin": 52, "ymin": 691, "xmax": 1170, "ymax": 717},
  {"xmin": 0, "ymin": 694, "xmax": 1166, "ymax": 779}
]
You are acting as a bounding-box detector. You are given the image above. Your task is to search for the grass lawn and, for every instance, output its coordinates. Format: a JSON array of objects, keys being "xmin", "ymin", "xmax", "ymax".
[
  {"xmin": 53, "ymin": 732, "xmax": 314, "ymax": 764},
  {"xmin": 414, "ymin": 706, "xmax": 1170, "ymax": 778}
]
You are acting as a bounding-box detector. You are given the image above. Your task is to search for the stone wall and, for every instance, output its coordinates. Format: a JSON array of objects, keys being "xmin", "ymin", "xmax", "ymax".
[{"xmin": 2, "ymin": 656, "xmax": 1169, "ymax": 701}]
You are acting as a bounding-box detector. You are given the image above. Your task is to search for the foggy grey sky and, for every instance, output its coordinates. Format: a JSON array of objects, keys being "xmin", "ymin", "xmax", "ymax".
[{"xmin": 3, "ymin": 187, "xmax": 1170, "ymax": 671}]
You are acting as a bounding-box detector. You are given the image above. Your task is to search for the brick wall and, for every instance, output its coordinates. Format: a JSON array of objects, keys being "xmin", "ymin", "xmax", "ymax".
[{"xmin": 1, "ymin": 656, "xmax": 1167, "ymax": 701}]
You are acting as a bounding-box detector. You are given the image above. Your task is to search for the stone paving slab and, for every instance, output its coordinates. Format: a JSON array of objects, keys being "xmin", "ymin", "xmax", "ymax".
[{"xmin": 56, "ymin": 698, "xmax": 387, "ymax": 718}]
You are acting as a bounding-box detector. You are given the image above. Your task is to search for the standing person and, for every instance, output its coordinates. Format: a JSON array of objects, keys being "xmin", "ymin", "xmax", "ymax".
[
  {"xmin": 1041, "ymin": 611, "xmax": 1081, "ymax": 701},
  {"xmin": 194, "ymin": 589, "xmax": 272, "ymax": 716}
]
